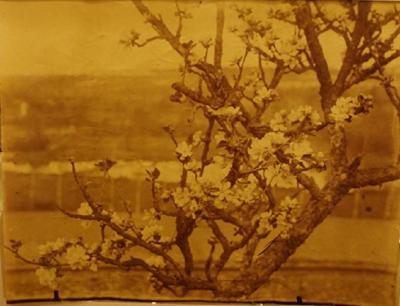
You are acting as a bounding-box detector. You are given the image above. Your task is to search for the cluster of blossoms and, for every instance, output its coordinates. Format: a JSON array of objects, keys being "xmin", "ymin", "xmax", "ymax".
[
  {"xmin": 288, "ymin": 139, "xmax": 325, "ymax": 171},
  {"xmin": 287, "ymin": 138, "xmax": 326, "ymax": 171},
  {"xmin": 64, "ymin": 244, "xmax": 91, "ymax": 270},
  {"xmin": 208, "ymin": 179, "xmax": 262, "ymax": 210},
  {"xmin": 230, "ymin": 6, "xmax": 275, "ymax": 43},
  {"xmin": 315, "ymin": 4, "xmax": 354, "ymax": 33},
  {"xmin": 232, "ymin": 7, "xmax": 308, "ymax": 70},
  {"xmin": 78, "ymin": 202, "xmax": 129, "ymax": 229},
  {"xmin": 38, "ymin": 238, "xmax": 65, "ymax": 256},
  {"xmin": 249, "ymin": 32, "xmax": 307, "ymax": 69},
  {"xmin": 35, "ymin": 241, "xmax": 98, "ymax": 288},
  {"xmin": 35, "ymin": 267, "xmax": 58, "ymax": 289},
  {"xmin": 270, "ymin": 105, "xmax": 322, "ymax": 132},
  {"xmin": 244, "ymin": 105, "xmax": 326, "ymax": 172},
  {"xmin": 330, "ymin": 95, "xmax": 373, "ymax": 124},
  {"xmin": 248, "ymin": 31, "xmax": 278, "ymax": 53},
  {"xmin": 168, "ymin": 154, "xmax": 263, "ymax": 214},
  {"xmin": 249, "ymin": 133, "xmax": 325, "ymax": 185}
]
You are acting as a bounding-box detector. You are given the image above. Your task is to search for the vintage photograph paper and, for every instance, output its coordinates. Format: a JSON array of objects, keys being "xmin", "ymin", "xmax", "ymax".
[{"xmin": 1, "ymin": 1, "xmax": 400, "ymax": 305}]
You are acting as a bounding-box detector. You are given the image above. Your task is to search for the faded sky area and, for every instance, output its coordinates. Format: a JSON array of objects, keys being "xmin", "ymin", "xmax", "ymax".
[{"xmin": 0, "ymin": 1, "xmax": 397, "ymax": 75}]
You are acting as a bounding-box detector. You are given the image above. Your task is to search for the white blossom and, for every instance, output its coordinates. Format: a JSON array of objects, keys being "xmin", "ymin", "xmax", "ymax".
[
  {"xmin": 286, "ymin": 139, "xmax": 313, "ymax": 159},
  {"xmin": 191, "ymin": 131, "xmax": 202, "ymax": 146},
  {"xmin": 237, "ymin": 180, "xmax": 259, "ymax": 204},
  {"xmin": 146, "ymin": 256, "xmax": 166, "ymax": 268},
  {"xmin": 322, "ymin": 5, "xmax": 354, "ymax": 31},
  {"xmin": 76, "ymin": 202, "xmax": 93, "ymax": 228},
  {"xmin": 270, "ymin": 110, "xmax": 288, "ymax": 132},
  {"xmin": 254, "ymin": 87, "xmax": 275, "ymax": 105},
  {"xmin": 275, "ymin": 37, "xmax": 306, "ymax": 69},
  {"xmin": 186, "ymin": 177, "xmax": 204, "ymax": 198},
  {"xmin": 184, "ymin": 160, "xmax": 201, "ymax": 171},
  {"xmin": 249, "ymin": 132, "xmax": 288, "ymax": 161},
  {"xmin": 77, "ymin": 202, "xmax": 92, "ymax": 215},
  {"xmin": 176, "ymin": 141, "xmax": 192, "ymax": 160},
  {"xmin": 198, "ymin": 156, "xmax": 231, "ymax": 186}
]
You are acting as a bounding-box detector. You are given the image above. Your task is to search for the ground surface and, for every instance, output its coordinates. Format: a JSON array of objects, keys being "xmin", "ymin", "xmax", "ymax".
[
  {"xmin": 4, "ymin": 264, "xmax": 396, "ymax": 305},
  {"xmin": 3, "ymin": 212, "xmax": 399, "ymax": 305}
]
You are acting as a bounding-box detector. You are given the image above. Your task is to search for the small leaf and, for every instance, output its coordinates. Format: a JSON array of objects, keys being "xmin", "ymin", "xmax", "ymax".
[
  {"xmin": 152, "ymin": 168, "xmax": 160, "ymax": 179},
  {"xmin": 95, "ymin": 159, "xmax": 117, "ymax": 172},
  {"xmin": 10, "ymin": 239, "xmax": 22, "ymax": 250}
]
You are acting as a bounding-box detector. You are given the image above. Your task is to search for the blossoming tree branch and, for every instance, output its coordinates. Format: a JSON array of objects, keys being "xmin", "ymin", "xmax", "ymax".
[{"xmin": 7, "ymin": 0, "xmax": 400, "ymax": 298}]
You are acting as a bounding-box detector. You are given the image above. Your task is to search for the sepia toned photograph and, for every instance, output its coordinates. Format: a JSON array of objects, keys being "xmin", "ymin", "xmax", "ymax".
[{"xmin": 1, "ymin": 0, "xmax": 400, "ymax": 305}]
